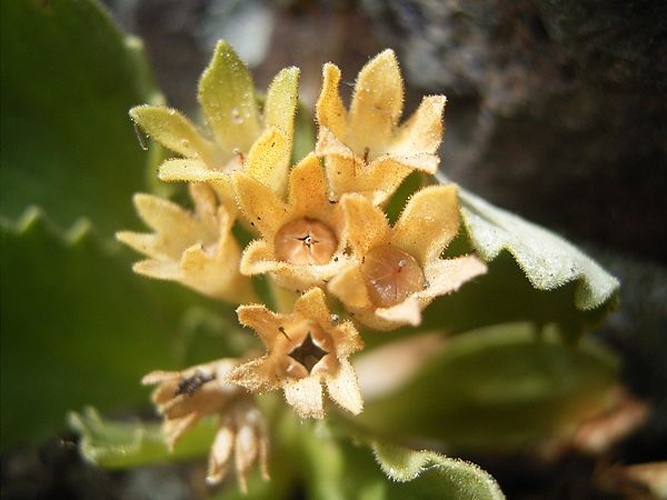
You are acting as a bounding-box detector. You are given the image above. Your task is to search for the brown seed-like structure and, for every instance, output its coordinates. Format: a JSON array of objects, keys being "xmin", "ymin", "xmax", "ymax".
[
  {"xmin": 274, "ymin": 217, "xmax": 338, "ymax": 265},
  {"xmin": 361, "ymin": 245, "xmax": 425, "ymax": 307}
]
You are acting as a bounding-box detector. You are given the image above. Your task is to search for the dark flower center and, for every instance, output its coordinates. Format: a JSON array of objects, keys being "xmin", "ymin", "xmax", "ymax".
[{"xmin": 288, "ymin": 332, "xmax": 329, "ymax": 373}]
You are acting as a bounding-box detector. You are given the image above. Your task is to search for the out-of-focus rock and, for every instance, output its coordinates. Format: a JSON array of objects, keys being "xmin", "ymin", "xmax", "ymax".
[{"xmin": 362, "ymin": 0, "xmax": 667, "ymax": 264}]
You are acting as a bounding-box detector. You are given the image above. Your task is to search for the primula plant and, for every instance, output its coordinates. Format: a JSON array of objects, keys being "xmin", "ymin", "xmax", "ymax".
[{"xmin": 2, "ymin": 1, "xmax": 625, "ymax": 499}]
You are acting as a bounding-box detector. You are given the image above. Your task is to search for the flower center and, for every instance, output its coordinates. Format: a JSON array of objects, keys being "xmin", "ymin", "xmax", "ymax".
[
  {"xmin": 361, "ymin": 245, "xmax": 425, "ymax": 307},
  {"xmin": 288, "ymin": 331, "xmax": 329, "ymax": 374},
  {"xmin": 274, "ymin": 217, "xmax": 338, "ymax": 265}
]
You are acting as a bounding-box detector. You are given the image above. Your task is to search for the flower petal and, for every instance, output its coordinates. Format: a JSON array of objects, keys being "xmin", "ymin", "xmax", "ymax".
[
  {"xmin": 421, "ymin": 255, "xmax": 488, "ymax": 300},
  {"xmin": 158, "ymin": 158, "xmax": 236, "ymax": 202},
  {"xmin": 348, "ymin": 49, "xmax": 404, "ymax": 153},
  {"xmin": 375, "ymin": 296, "xmax": 421, "ymax": 328},
  {"xmin": 198, "ymin": 40, "xmax": 261, "ymax": 154},
  {"xmin": 339, "ymin": 194, "xmax": 389, "ymax": 255},
  {"xmin": 287, "ymin": 154, "xmax": 329, "ymax": 215},
  {"xmin": 292, "ymin": 288, "xmax": 331, "ymax": 326},
  {"xmin": 236, "ymin": 305, "xmax": 281, "ymax": 347},
  {"xmin": 315, "ymin": 63, "xmax": 348, "ymax": 139},
  {"xmin": 117, "ymin": 194, "xmax": 206, "ymax": 260},
  {"xmin": 243, "ymin": 127, "xmax": 292, "ymax": 196},
  {"xmin": 234, "ymin": 424, "xmax": 259, "ymax": 493},
  {"xmin": 264, "ymin": 66, "xmax": 300, "ymax": 135},
  {"xmin": 388, "ymin": 95, "xmax": 447, "ymax": 159},
  {"xmin": 327, "ymin": 265, "xmax": 373, "ymax": 310},
  {"xmin": 226, "ymin": 357, "xmax": 280, "ymax": 393},
  {"xmin": 392, "ymin": 185, "xmax": 460, "ymax": 264},
  {"xmin": 129, "ymin": 105, "xmax": 216, "ymax": 163},
  {"xmin": 325, "ymin": 358, "xmax": 363, "ymax": 415},
  {"xmin": 234, "ymin": 173, "xmax": 288, "ymax": 237},
  {"xmin": 283, "ymin": 376, "xmax": 324, "ymax": 418},
  {"xmin": 207, "ymin": 425, "xmax": 234, "ymax": 484}
]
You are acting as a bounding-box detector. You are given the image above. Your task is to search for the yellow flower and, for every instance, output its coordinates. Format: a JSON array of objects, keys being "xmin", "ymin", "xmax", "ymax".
[
  {"xmin": 234, "ymin": 153, "xmax": 348, "ymax": 291},
  {"xmin": 142, "ymin": 360, "xmax": 269, "ymax": 492},
  {"xmin": 130, "ymin": 41, "xmax": 299, "ymax": 202},
  {"xmin": 315, "ymin": 49, "xmax": 446, "ymax": 204},
  {"xmin": 328, "ymin": 185, "xmax": 487, "ymax": 330},
  {"xmin": 228, "ymin": 288, "xmax": 364, "ymax": 418},
  {"xmin": 116, "ymin": 183, "xmax": 255, "ymax": 304}
]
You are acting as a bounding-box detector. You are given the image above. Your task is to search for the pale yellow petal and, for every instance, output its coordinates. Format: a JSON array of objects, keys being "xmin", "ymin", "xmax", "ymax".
[
  {"xmin": 158, "ymin": 158, "xmax": 236, "ymax": 202},
  {"xmin": 348, "ymin": 49, "xmax": 404, "ymax": 152},
  {"xmin": 256, "ymin": 258, "xmax": 346, "ymax": 292},
  {"xmin": 189, "ymin": 183, "xmax": 220, "ymax": 236},
  {"xmin": 264, "ymin": 66, "xmax": 300, "ymax": 135},
  {"xmin": 131, "ymin": 258, "xmax": 181, "ymax": 281},
  {"xmin": 207, "ymin": 425, "xmax": 234, "ymax": 484},
  {"xmin": 315, "ymin": 63, "xmax": 348, "ymax": 139},
  {"xmin": 349, "ymin": 156, "xmax": 413, "ymax": 205},
  {"xmin": 421, "ymin": 255, "xmax": 487, "ymax": 301},
  {"xmin": 117, "ymin": 194, "xmax": 206, "ymax": 260},
  {"xmin": 283, "ymin": 377, "xmax": 324, "ymax": 418},
  {"xmin": 339, "ymin": 194, "xmax": 389, "ymax": 255},
  {"xmin": 129, "ymin": 105, "xmax": 216, "ymax": 164},
  {"xmin": 132, "ymin": 193, "xmax": 204, "ymax": 243},
  {"xmin": 288, "ymin": 154, "xmax": 329, "ymax": 215},
  {"xmin": 234, "ymin": 424, "xmax": 259, "ymax": 493},
  {"xmin": 381, "ymin": 151, "xmax": 440, "ymax": 174},
  {"xmin": 239, "ymin": 240, "xmax": 278, "ymax": 276},
  {"xmin": 179, "ymin": 245, "xmax": 253, "ymax": 303},
  {"xmin": 243, "ymin": 127, "xmax": 291, "ymax": 197},
  {"xmin": 327, "ymin": 265, "xmax": 372, "ymax": 310},
  {"xmin": 234, "ymin": 174, "xmax": 288, "ymax": 237},
  {"xmin": 315, "ymin": 126, "xmax": 354, "ymax": 160},
  {"xmin": 388, "ymin": 95, "xmax": 446, "ymax": 157},
  {"xmin": 392, "ymin": 185, "xmax": 460, "ymax": 264},
  {"xmin": 292, "ymin": 288, "xmax": 330, "ymax": 326},
  {"xmin": 116, "ymin": 232, "xmax": 160, "ymax": 260},
  {"xmin": 375, "ymin": 296, "xmax": 422, "ymax": 327},
  {"xmin": 227, "ymin": 357, "xmax": 278, "ymax": 392},
  {"xmin": 236, "ymin": 305, "xmax": 282, "ymax": 347},
  {"xmin": 325, "ymin": 359, "xmax": 363, "ymax": 415}
]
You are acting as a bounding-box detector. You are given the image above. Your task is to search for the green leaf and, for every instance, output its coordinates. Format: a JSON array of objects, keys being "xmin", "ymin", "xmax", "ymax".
[
  {"xmin": 298, "ymin": 421, "xmax": 504, "ymax": 500},
  {"xmin": 0, "ymin": 209, "xmax": 224, "ymax": 449},
  {"xmin": 356, "ymin": 323, "xmax": 618, "ymax": 452},
  {"xmin": 456, "ymin": 186, "xmax": 619, "ymax": 311},
  {"xmin": 0, "ymin": 0, "xmax": 160, "ymax": 238},
  {"xmin": 372, "ymin": 443, "xmax": 505, "ymax": 499},
  {"xmin": 68, "ymin": 407, "xmax": 217, "ymax": 468}
]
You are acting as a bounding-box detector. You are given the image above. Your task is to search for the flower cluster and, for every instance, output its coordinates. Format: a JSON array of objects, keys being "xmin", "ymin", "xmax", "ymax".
[{"xmin": 120, "ymin": 41, "xmax": 486, "ymax": 490}]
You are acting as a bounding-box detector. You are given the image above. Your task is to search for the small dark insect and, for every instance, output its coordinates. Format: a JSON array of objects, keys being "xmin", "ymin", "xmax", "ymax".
[{"xmin": 173, "ymin": 370, "xmax": 215, "ymax": 397}]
